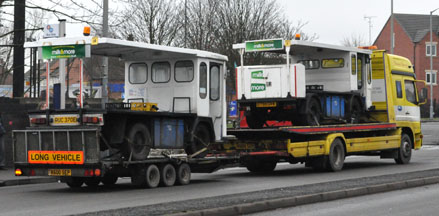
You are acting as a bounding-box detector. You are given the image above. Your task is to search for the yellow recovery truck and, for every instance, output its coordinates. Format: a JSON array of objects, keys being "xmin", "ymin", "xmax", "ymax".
[
  {"xmin": 12, "ymin": 36, "xmax": 425, "ymax": 188},
  {"xmin": 226, "ymin": 49, "xmax": 426, "ymax": 172}
]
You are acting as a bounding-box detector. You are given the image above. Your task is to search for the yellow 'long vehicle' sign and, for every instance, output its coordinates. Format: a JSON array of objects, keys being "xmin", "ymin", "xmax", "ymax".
[{"xmin": 28, "ymin": 151, "xmax": 84, "ymax": 164}]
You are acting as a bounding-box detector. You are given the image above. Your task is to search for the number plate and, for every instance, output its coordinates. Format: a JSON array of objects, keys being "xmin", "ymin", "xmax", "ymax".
[
  {"xmin": 54, "ymin": 116, "xmax": 78, "ymax": 124},
  {"xmin": 256, "ymin": 102, "xmax": 277, "ymax": 107},
  {"xmin": 48, "ymin": 169, "xmax": 72, "ymax": 176}
]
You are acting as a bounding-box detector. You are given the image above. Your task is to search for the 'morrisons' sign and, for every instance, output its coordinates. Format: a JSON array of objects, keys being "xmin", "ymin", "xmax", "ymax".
[
  {"xmin": 42, "ymin": 44, "xmax": 85, "ymax": 59},
  {"xmin": 245, "ymin": 39, "xmax": 284, "ymax": 52}
]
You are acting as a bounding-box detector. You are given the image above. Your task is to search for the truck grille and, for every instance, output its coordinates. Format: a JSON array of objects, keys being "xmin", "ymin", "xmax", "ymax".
[{"xmin": 13, "ymin": 128, "xmax": 100, "ymax": 164}]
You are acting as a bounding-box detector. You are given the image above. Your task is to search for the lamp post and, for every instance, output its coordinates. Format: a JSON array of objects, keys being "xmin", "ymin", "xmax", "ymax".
[{"xmin": 430, "ymin": 8, "xmax": 439, "ymax": 120}]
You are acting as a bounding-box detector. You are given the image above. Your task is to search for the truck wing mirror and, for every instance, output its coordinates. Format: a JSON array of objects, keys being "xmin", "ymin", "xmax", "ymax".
[{"xmin": 419, "ymin": 87, "xmax": 428, "ymax": 105}]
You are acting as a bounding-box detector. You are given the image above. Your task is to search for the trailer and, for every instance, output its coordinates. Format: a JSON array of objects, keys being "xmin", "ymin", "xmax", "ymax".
[{"xmin": 13, "ymin": 36, "xmax": 426, "ymax": 188}]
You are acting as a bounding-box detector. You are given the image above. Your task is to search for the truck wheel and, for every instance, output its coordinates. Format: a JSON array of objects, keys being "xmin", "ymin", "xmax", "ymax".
[
  {"xmin": 245, "ymin": 111, "xmax": 265, "ymax": 129},
  {"xmin": 126, "ymin": 123, "xmax": 151, "ymax": 160},
  {"xmin": 84, "ymin": 177, "xmax": 101, "ymax": 187},
  {"xmin": 102, "ymin": 176, "xmax": 118, "ymax": 186},
  {"xmin": 302, "ymin": 98, "xmax": 321, "ymax": 126},
  {"xmin": 65, "ymin": 177, "xmax": 84, "ymax": 188},
  {"xmin": 325, "ymin": 138, "xmax": 345, "ymax": 172},
  {"xmin": 145, "ymin": 164, "xmax": 161, "ymax": 188},
  {"xmin": 246, "ymin": 160, "xmax": 277, "ymax": 173},
  {"xmin": 348, "ymin": 97, "xmax": 363, "ymax": 123},
  {"xmin": 395, "ymin": 134, "xmax": 412, "ymax": 164},
  {"xmin": 187, "ymin": 124, "xmax": 210, "ymax": 158},
  {"xmin": 160, "ymin": 164, "xmax": 176, "ymax": 187},
  {"xmin": 176, "ymin": 163, "xmax": 191, "ymax": 185}
]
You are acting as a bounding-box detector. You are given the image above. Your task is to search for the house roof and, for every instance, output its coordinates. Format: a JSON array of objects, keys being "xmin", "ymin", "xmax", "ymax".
[{"xmin": 393, "ymin": 13, "xmax": 439, "ymax": 43}]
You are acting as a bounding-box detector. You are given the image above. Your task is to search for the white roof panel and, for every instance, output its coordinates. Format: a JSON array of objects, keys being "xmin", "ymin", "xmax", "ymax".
[{"xmin": 24, "ymin": 37, "xmax": 228, "ymax": 61}]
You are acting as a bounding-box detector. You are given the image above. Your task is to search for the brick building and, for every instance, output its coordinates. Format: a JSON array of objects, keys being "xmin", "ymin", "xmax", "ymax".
[{"xmin": 374, "ymin": 13, "xmax": 439, "ymax": 117}]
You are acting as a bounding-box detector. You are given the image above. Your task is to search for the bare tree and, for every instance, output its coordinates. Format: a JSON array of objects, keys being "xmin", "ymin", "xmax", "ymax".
[
  {"xmin": 340, "ymin": 33, "xmax": 368, "ymax": 47},
  {"xmin": 117, "ymin": 0, "xmax": 180, "ymax": 45}
]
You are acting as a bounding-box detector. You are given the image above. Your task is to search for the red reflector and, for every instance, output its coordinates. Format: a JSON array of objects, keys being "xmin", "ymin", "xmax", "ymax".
[
  {"xmin": 84, "ymin": 169, "xmax": 94, "ymax": 177},
  {"xmin": 31, "ymin": 118, "xmax": 46, "ymax": 124},
  {"xmin": 30, "ymin": 169, "xmax": 36, "ymax": 176},
  {"xmin": 94, "ymin": 169, "xmax": 101, "ymax": 176}
]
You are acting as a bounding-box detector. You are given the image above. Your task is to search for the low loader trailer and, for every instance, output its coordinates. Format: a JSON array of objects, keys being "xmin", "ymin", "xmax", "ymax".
[{"xmin": 13, "ymin": 37, "xmax": 425, "ymax": 188}]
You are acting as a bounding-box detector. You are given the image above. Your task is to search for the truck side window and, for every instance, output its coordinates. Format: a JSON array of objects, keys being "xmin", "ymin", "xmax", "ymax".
[
  {"xmin": 152, "ymin": 62, "xmax": 171, "ymax": 83},
  {"xmin": 199, "ymin": 63, "xmax": 207, "ymax": 99},
  {"xmin": 210, "ymin": 65, "xmax": 220, "ymax": 101},
  {"xmin": 367, "ymin": 62, "xmax": 372, "ymax": 84},
  {"xmin": 175, "ymin": 61, "xmax": 194, "ymax": 82},
  {"xmin": 405, "ymin": 80, "xmax": 417, "ymax": 104},
  {"xmin": 129, "ymin": 63, "xmax": 147, "ymax": 84},
  {"xmin": 396, "ymin": 81, "xmax": 402, "ymax": 98}
]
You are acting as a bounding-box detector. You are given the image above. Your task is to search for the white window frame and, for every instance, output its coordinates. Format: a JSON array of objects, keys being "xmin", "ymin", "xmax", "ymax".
[
  {"xmin": 426, "ymin": 42, "xmax": 437, "ymax": 57},
  {"xmin": 426, "ymin": 70, "xmax": 437, "ymax": 85}
]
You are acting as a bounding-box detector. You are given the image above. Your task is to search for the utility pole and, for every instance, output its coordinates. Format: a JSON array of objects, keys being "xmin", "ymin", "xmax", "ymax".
[
  {"xmin": 101, "ymin": 0, "xmax": 109, "ymax": 108},
  {"xmin": 59, "ymin": 19, "xmax": 66, "ymax": 109},
  {"xmin": 12, "ymin": 0, "xmax": 25, "ymax": 97},
  {"xmin": 364, "ymin": 15, "xmax": 376, "ymax": 45},
  {"xmin": 184, "ymin": 0, "xmax": 187, "ymax": 48},
  {"xmin": 390, "ymin": 0, "xmax": 394, "ymax": 54},
  {"xmin": 429, "ymin": 8, "xmax": 439, "ymax": 120}
]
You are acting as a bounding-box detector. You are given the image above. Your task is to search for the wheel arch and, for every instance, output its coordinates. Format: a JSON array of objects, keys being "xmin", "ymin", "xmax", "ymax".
[
  {"xmin": 190, "ymin": 117, "xmax": 215, "ymax": 143},
  {"xmin": 401, "ymin": 127, "xmax": 414, "ymax": 149},
  {"xmin": 325, "ymin": 133, "xmax": 347, "ymax": 155}
]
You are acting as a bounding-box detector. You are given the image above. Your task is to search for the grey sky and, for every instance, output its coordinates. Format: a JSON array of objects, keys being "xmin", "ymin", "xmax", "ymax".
[{"xmin": 278, "ymin": 0, "xmax": 439, "ymax": 45}]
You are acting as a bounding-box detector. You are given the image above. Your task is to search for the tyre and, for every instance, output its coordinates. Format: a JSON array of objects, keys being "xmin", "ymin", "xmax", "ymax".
[
  {"xmin": 160, "ymin": 164, "xmax": 176, "ymax": 187},
  {"xmin": 246, "ymin": 160, "xmax": 277, "ymax": 173},
  {"xmin": 126, "ymin": 123, "xmax": 151, "ymax": 160},
  {"xmin": 395, "ymin": 133, "xmax": 412, "ymax": 164},
  {"xmin": 101, "ymin": 176, "xmax": 118, "ymax": 186},
  {"xmin": 301, "ymin": 98, "xmax": 321, "ymax": 126},
  {"xmin": 325, "ymin": 138, "xmax": 345, "ymax": 172},
  {"xmin": 65, "ymin": 177, "xmax": 84, "ymax": 188},
  {"xmin": 348, "ymin": 97, "xmax": 363, "ymax": 123},
  {"xmin": 84, "ymin": 177, "xmax": 101, "ymax": 187},
  {"xmin": 187, "ymin": 124, "xmax": 210, "ymax": 158},
  {"xmin": 245, "ymin": 110, "xmax": 265, "ymax": 129},
  {"xmin": 176, "ymin": 163, "xmax": 191, "ymax": 185},
  {"xmin": 145, "ymin": 164, "xmax": 161, "ymax": 188}
]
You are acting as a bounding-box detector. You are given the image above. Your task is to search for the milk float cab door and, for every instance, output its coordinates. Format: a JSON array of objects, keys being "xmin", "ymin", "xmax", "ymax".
[
  {"xmin": 197, "ymin": 60, "xmax": 209, "ymax": 117},
  {"xmin": 209, "ymin": 62, "xmax": 223, "ymax": 141}
]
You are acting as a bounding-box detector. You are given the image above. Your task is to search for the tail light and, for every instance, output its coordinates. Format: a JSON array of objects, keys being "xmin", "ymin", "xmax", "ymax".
[
  {"xmin": 84, "ymin": 169, "xmax": 94, "ymax": 177},
  {"xmin": 82, "ymin": 114, "xmax": 104, "ymax": 125},
  {"xmin": 94, "ymin": 169, "xmax": 101, "ymax": 177},
  {"xmin": 30, "ymin": 117, "xmax": 46, "ymax": 124}
]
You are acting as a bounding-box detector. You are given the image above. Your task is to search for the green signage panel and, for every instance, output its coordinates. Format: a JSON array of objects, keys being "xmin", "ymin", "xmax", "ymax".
[
  {"xmin": 245, "ymin": 39, "xmax": 283, "ymax": 52},
  {"xmin": 251, "ymin": 70, "xmax": 264, "ymax": 79},
  {"xmin": 251, "ymin": 83, "xmax": 266, "ymax": 92},
  {"xmin": 42, "ymin": 45, "xmax": 85, "ymax": 59}
]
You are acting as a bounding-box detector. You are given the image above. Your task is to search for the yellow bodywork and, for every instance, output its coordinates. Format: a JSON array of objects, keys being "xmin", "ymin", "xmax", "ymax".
[{"xmin": 289, "ymin": 50, "xmax": 423, "ymax": 158}]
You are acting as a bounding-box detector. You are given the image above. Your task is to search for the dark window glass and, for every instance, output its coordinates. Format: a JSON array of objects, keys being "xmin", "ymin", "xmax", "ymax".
[
  {"xmin": 405, "ymin": 80, "xmax": 416, "ymax": 104},
  {"xmin": 210, "ymin": 65, "xmax": 220, "ymax": 100},
  {"xmin": 396, "ymin": 81, "xmax": 402, "ymax": 98},
  {"xmin": 199, "ymin": 63, "xmax": 207, "ymax": 99}
]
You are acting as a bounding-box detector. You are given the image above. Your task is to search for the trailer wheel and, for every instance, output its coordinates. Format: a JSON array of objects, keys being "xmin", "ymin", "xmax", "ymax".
[
  {"xmin": 187, "ymin": 124, "xmax": 210, "ymax": 158},
  {"xmin": 325, "ymin": 138, "xmax": 345, "ymax": 172},
  {"xmin": 245, "ymin": 111, "xmax": 265, "ymax": 129},
  {"xmin": 65, "ymin": 177, "xmax": 84, "ymax": 188},
  {"xmin": 246, "ymin": 160, "xmax": 277, "ymax": 173},
  {"xmin": 102, "ymin": 176, "xmax": 118, "ymax": 186},
  {"xmin": 302, "ymin": 98, "xmax": 321, "ymax": 126},
  {"xmin": 145, "ymin": 164, "xmax": 161, "ymax": 188},
  {"xmin": 160, "ymin": 164, "xmax": 176, "ymax": 187},
  {"xmin": 126, "ymin": 123, "xmax": 151, "ymax": 160},
  {"xmin": 84, "ymin": 177, "xmax": 101, "ymax": 187},
  {"xmin": 176, "ymin": 163, "xmax": 191, "ymax": 185},
  {"xmin": 395, "ymin": 134, "xmax": 412, "ymax": 164}
]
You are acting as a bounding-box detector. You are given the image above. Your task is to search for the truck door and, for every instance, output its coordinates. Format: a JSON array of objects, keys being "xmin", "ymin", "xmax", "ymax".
[{"xmin": 402, "ymin": 79, "xmax": 421, "ymax": 122}]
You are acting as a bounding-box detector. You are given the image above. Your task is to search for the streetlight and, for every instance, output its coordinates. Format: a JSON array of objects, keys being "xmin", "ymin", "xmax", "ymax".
[{"xmin": 429, "ymin": 8, "xmax": 439, "ymax": 120}]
